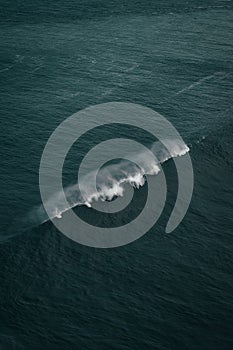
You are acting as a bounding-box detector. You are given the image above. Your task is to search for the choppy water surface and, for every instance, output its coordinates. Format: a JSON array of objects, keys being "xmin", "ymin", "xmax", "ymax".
[{"xmin": 0, "ymin": 1, "xmax": 233, "ymax": 349}]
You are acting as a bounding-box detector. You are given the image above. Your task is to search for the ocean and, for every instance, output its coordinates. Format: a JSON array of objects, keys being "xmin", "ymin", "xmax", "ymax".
[{"xmin": 0, "ymin": 0, "xmax": 233, "ymax": 349}]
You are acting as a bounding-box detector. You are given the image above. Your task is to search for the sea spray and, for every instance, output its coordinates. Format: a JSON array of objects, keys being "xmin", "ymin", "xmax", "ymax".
[{"xmin": 34, "ymin": 139, "xmax": 189, "ymax": 224}]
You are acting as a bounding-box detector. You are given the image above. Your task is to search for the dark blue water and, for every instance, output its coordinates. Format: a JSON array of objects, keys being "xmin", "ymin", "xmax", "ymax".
[{"xmin": 1, "ymin": 1, "xmax": 233, "ymax": 349}]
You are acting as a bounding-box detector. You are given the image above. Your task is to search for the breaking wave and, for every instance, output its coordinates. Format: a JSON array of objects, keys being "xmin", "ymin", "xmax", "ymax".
[{"xmin": 34, "ymin": 139, "xmax": 189, "ymax": 225}]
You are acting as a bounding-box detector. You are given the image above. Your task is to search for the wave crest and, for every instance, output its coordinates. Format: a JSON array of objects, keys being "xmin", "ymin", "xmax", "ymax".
[{"xmin": 35, "ymin": 139, "xmax": 189, "ymax": 224}]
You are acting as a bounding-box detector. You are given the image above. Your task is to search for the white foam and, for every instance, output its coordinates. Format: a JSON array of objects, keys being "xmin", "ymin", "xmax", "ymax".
[{"xmin": 36, "ymin": 139, "xmax": 190, "ymax": 222}]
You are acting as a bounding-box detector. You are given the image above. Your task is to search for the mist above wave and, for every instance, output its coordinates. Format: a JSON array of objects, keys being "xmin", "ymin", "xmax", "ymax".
[{"xmin": 35, "ymin": 139, "xmax": 189, "ymax": 223}]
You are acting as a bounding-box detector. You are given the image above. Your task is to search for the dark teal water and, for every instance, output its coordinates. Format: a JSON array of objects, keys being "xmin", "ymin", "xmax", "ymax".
[{"xmin": 1, "ymin": 1, "xmax": 233, "ymax": 349}]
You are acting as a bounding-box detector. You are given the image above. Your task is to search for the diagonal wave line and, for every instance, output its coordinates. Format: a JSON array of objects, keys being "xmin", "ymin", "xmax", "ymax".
[{"xmin": 175, "ymin": 71, "xmax": 231, "ymax": 95}]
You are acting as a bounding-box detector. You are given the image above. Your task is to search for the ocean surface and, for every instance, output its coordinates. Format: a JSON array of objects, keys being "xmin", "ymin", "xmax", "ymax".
[{"xmin": 1, "ymin": 1, "xmax": 233, "ymax": 349}]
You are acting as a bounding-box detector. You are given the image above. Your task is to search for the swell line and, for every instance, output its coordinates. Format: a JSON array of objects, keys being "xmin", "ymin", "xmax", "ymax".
[{"xmin": 175, "ymin": 71, "xmax": 229, "ymax": 95}]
